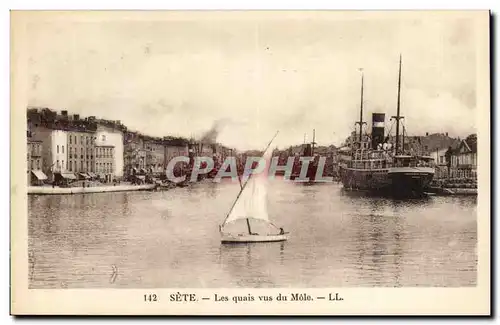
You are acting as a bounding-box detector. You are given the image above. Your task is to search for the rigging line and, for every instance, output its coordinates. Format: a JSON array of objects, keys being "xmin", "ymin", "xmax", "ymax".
[
  {"xmin": 385, "ymin": 120, "xmax": 396, "ymax": 139},
  {"xmin": 220, "ymin": 131, "xmax": 280, "ymax": 227}
]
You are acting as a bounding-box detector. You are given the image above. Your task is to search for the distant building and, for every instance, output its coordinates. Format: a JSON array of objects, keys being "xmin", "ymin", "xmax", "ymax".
[
  {"xmin": 450, "ymin": 134, "xmax": 477, "ymax": 179},
  {"xmin": 342, "ymin": 131, "xmax": 371, "ymax": 150},
  {"xmin": 404, "ymin": 133, "xmax": 460, "ymax": 156}
]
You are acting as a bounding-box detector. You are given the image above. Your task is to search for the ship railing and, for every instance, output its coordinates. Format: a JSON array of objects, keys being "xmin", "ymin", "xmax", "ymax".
[{"xmin": 353, "ymin": 149, "xmax": 392, "ymax": 161}]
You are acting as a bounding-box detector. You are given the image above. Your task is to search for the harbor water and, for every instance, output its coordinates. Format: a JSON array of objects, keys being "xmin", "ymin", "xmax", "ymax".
[{"xmin": 28, "ymin": 179, "xmax": 477, "ymax": 288}]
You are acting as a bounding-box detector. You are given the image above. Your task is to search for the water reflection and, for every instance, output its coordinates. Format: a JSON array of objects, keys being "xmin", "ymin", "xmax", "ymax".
[
  {"xmin": 219, "ymin": 242, "xmax": 287, "ymax": 288},
  {"xmin": 28, "ymin": 181, "xmax": 477, "ymax": 288}
]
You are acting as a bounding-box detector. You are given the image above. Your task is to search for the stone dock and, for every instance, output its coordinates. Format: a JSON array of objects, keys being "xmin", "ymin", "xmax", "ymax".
[
  {"xmin": 28, "ymin": 184, "xmax": 156, "ymax": 195},
  {"xmin": 427, "ymin": 187, "xmax": 477, "ymax": 196}
]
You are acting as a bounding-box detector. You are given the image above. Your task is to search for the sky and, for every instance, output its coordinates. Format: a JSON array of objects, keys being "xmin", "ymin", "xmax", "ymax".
[{"xmin": 25, "ymin": 11, "xmax": 480, "ymax": 150}]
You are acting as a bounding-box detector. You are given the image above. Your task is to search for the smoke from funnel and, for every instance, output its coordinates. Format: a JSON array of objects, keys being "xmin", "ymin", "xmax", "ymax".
[{"xmin": 199, "ymin": 119, "xmax": 229, "ymax": 144}]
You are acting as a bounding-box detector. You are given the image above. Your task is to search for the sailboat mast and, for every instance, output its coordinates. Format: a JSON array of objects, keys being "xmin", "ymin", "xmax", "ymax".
[
  {"xmin": 246, "ymin": 218, "xmax": 252, "ymax": 234},
  {"xmin": 395, "ymin": 54, "xmax": 402, "ymax": 154}
]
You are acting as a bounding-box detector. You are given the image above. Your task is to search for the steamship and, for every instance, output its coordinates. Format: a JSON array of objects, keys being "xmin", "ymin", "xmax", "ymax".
[{"xmin": 338, "ymin": 56, "xmax": 435, "ymax": 197}]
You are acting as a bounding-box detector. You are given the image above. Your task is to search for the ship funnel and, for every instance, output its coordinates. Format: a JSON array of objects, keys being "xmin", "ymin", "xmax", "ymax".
[{"xmin": 371, "ymin": 113, "xmax": 386, "ymax": 149}]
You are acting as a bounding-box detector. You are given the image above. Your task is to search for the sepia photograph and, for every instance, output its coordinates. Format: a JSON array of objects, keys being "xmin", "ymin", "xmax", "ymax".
[{"xmin": 10, "ymin": 9, "xmax": 490, "ymax": 315}]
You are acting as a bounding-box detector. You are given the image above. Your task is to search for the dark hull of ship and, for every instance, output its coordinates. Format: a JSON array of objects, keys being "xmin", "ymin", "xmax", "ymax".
[{"xmin": 339, "ymin": 166, "xmax": 435, "ymax": 197}]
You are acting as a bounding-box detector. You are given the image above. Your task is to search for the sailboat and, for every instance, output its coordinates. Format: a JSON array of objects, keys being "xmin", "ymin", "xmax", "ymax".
[{"xmin": 219, "ymin": 131, "xmax": 290, "ymax": 243}]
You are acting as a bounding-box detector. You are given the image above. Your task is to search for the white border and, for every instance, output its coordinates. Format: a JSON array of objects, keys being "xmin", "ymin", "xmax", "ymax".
[{"xmin": 4, "ymin": 1, "xmax": 498, "ymax": 323}]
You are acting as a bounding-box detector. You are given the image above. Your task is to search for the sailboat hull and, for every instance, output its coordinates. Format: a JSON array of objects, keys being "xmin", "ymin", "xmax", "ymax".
[{"xmin": 220, "ymin": 233, "xmax": 289, "ymax": 243}]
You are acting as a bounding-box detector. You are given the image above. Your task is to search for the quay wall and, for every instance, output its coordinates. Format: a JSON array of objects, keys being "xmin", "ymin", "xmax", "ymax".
[{"xmin": 28, "ymin": 184, "xmax": 155, "ymax": 195}]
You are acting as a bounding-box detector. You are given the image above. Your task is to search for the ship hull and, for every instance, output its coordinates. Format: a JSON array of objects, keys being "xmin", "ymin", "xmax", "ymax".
[{"xmin": 339, "ymin": 166, "xmax": 434, "ymax": 197}]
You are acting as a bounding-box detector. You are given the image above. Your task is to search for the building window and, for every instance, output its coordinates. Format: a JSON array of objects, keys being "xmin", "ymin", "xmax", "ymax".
[
  {"xmin": 57, "ymin": 145, "xmax": 59, "ymax": 154},
  {"xmin": 81, "ymin": 161, "xmax": 83, "ymax": 170},
  {"xmin": 36, "ymin": 160, "xmax": 40, "ymax": 170},
  {"xmin": 102, "ymin": 135, "xmax": 106, "ymax": 142},
  {"xmin": 31, "ymin": 160, "xmax": 34, "ymax": 170},
  {"xmin": 62, "ymin": 160, "xmax": 65, "ymax": 170},
  {"xmin": 62, "ymin": 146, "xmax": 64, "ymax": 154},
  {"xmin": 69, "ymin": 161, "xmax": 72, "ymax": 171},
  {"xmin": 57, "ymin": 160, "xmax": 60, "ymax": 169},
  {"xmin": 74, "ymin": 161, "xmax": 77, "ymax": 172}
]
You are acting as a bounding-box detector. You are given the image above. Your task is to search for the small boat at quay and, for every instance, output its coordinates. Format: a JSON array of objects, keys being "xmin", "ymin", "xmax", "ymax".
[{"xmin": 219, "ymin": 131, "xmax": 289, "ymax": 243}]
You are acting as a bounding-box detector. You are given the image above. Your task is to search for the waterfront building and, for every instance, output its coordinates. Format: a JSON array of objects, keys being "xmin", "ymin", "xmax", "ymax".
[
  {"xmin": 433, "ymin": 147, "xmax": 450, "ymax": 179},
  {"xmin": 27, "ymin": 132, "xmax": 46, "ymax": 185},
  {"xmin": 67, "ymin": 129, "xmax": 96, "ymax": 177},
  {"xmin": 94, "ymin": 121, "xmax": 125, "ymax": 179},
  {"xmin": 164, "ymin": 141, "xmax": 189, "ymax": 163},
  {"xmin": 124, "ymin": 131, "xmax": 147, "ymax": 177},
  {"xmin": 450, "ymin": 134, "xmax": 477, "ymax": 179},
  {"xmin": 95, "ymin": 144, "xmax": 115, "ymax": 182},
  {"xmin": 50, "ymin": 129, "xmax": 69, "ymax": 178},
  {"xmin": 28, "ymin": 108, "xmax": 98, "ymax": 182},
  {"xmin": 144, "ymin": 137, "xmax": 165, "ymax": 175}
]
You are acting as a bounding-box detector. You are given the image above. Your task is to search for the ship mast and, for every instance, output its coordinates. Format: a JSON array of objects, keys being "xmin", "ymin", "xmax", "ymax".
[
  {"xmin": 355, "ymin": 70, "xmax": 366, "ymax": 147},
  {"xmin": 311, "ymin": 129, "xmax": 316, "ymax": 156},
  {"xmin": 392, "ymin": 54, "xmax": 404, "ymax": 155}
]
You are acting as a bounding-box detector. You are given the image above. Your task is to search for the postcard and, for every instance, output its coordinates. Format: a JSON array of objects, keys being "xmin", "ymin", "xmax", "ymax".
[{"xmin": 11, "ymin": 10, "xmax": 490, "ymax": 315}]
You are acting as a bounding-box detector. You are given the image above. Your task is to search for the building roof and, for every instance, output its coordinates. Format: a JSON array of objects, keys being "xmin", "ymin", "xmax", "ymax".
[{"xmin": 464, "ymin": 134, "xmax": 477, "ymax": 153}]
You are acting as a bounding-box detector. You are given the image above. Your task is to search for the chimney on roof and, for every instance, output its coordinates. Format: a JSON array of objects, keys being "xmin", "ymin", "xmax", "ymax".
[{"xmin": 426, "ymin": 132, "xmax": 429, "ymax": 136}]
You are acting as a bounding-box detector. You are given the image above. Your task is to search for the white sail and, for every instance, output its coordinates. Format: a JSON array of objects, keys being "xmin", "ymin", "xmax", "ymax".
[
  {"xmin": 224, "ymin": 171, "xmax": 269, "ymax": 225},
  {"xmin": 221, "ymin": 134, "xmax": 275, "ymax": 227}
]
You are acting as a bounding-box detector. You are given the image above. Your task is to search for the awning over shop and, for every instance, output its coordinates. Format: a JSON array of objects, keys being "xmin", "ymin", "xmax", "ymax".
[
  {"xmin": 79, "ymin": 172, "xmax": 90, "ymax": 179},
  {"xmin": 135, "ymin": 175, "xmax": 146, "ymax": 180},
  {"xmin": 87, "ymin": 172, "xmax": 97, "ymax": 178},
  {"xmin": 31, "ymin": 170, "xmax": 48, "ymax": 180},
  {"xmin": 58, "ymin": 172, "xmax": 77, "ymax": 180}
]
